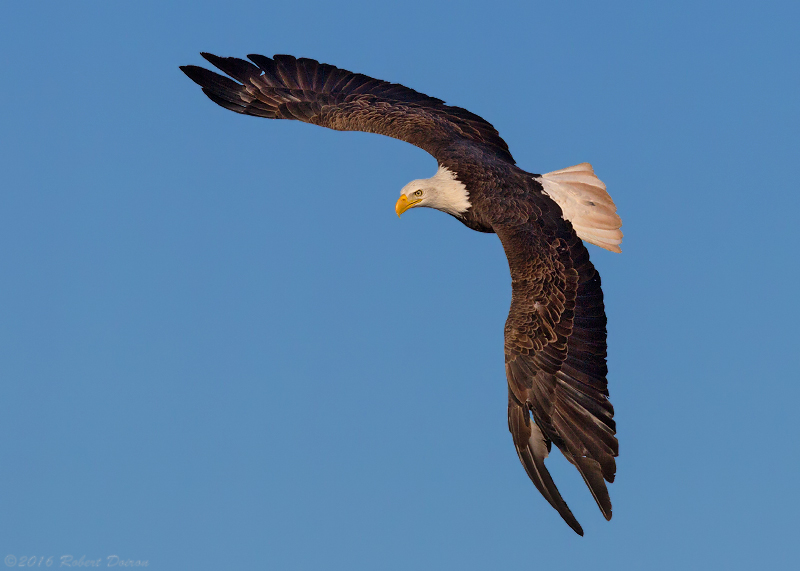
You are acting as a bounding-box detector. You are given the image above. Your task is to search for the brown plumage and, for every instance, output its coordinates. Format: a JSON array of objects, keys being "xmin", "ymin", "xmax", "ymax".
[{"xmin": 181, "ymin": 53, "xmax": 621, "ymax": 535}]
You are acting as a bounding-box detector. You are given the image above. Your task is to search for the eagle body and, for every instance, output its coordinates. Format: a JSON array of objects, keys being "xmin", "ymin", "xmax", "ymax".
[{"xmin": 181, "ymin": 53, "xmax": 623, "ymax": 536}]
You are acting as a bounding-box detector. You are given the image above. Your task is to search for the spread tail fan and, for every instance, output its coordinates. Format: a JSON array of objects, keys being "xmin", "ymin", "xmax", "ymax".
[{"xmin": 539, "ymin": 163, "xmax": 623, "ymax": 253}]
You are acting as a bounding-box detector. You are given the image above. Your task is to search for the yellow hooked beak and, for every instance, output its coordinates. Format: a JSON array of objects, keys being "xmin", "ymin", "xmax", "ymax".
[{"xmin": 395, "ymin": 195, "xmax": 422, "ymax": 217}]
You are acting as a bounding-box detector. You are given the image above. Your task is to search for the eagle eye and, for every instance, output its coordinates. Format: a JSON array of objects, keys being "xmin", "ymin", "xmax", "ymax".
[{"xmin": 414, "ymin": 190, "xmax": 423, "ymax": 197}]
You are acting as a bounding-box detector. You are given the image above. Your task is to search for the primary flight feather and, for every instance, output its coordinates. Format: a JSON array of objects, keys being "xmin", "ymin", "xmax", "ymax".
[{"xmin": 181, "ymin": 52, "xmax": 622, "ymax": 535}]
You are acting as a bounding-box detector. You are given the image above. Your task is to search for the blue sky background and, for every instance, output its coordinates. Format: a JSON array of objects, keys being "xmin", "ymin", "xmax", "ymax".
[{"xmin": 1, "ymin": 1, "xmax": 798, "ymax": 569}]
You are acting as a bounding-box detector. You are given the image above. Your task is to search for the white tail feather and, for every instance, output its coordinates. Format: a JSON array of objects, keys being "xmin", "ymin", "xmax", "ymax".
[{"xmin": 538, "ymin": 163, "xmax": 623, "ymax": 253}]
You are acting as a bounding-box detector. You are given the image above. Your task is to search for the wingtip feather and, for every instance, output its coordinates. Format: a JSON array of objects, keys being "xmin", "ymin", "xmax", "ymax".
[
  {"xmin": 573, "ymin": 456, "xmax": 613, "ymax": 520},
  {"xmin": 509, "ymin": 399, "xmax": 585, "ymax": 535}
]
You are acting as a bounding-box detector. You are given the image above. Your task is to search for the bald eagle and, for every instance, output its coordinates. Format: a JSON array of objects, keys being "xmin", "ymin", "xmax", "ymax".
[{"xmin": 181, "ymin": 53, "xmax": 622, "ymax": 535}]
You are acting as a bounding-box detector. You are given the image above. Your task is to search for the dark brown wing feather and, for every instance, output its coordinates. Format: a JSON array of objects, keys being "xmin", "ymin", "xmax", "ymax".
[
  {"xmin": 496, "ymin": 220, "xmax": 617, "ymax": 534},
  {"xmin": 180, "ymin": 53, "xmax": 514, "ymax": 164},
  {"xmin": 508, "ymin": 390, "xmax": 584, "ymax": 535}
]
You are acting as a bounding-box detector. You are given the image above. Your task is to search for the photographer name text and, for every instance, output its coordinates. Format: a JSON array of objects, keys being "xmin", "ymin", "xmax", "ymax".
[{"xmin": 5, "ymin": 555, "xmax": 148, "ymax": 568}]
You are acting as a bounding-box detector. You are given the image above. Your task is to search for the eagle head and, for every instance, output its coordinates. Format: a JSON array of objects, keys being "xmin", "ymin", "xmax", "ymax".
[{"xmin": 395, "ymin": 166, "xmax": 471, "ymax": 218}]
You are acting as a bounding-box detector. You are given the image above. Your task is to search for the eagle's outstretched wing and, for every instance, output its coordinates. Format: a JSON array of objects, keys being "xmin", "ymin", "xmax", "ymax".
[
  {"xmin": 497, "ymin": 221, "xmax": 618, "ymax": 536},
  {"xmin": 181, "ymin": 53, "xmax": 514, "ymax": 164}
]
